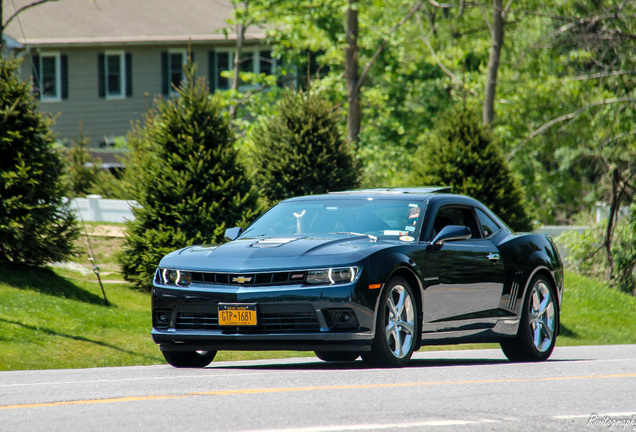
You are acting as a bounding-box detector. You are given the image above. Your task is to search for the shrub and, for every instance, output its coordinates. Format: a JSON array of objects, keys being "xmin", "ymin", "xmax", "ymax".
[
  {"xmin": 119, "ymin": 63, "xmax": 262, "ymax": 289},
  {"xmin": 250, "ymin": 89, "xmax": 360, "ymax": 204},
  {"xmin": 0, "ymin": 56, "xmax": 78, "ymax": 266},
  {"xmin": 63, "ymin": 130, "xmax": 101, "ymax": 198},
  {"xmin": 558, "ymin": 207, "xmax": 636, "ymax": 295},
  {"xmin": 611, "ymin": 209, "xmax": 636, "ymax": 294},
  {"xmin": 408, "ymin": 103, "xmax": 533, "ymax": 232}
]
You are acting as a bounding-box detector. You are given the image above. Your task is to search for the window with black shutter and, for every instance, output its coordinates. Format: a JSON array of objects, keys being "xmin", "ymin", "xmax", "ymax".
[
  {"xmin": 99, "ymin": 51, "xmax": 130, "ymax": 99},
  {"xmin": 211, "ymin": 49, "xmax": 275, "ymax": 92},
  {"xmin": 161, "ymin": 50, "xmax": 187, "ymax": 96},
  {"xmin": 33, "ymin": 53, "xmax": 65, "ymax": 102}
]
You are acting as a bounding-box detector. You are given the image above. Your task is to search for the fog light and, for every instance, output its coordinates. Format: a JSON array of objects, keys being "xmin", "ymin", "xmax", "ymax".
[
  {"xmin": 154, "ymin": 310, "xmax": 171, "ymax": 328},
  {"xmin": 326, "ymin": 308, "xmax": 359, "ymax": 329}
]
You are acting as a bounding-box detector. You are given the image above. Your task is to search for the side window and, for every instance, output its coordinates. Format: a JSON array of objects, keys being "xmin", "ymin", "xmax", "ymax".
[
  {"xmin": 476, "ymin": 208, "xmax": 500, "ymax": 238},
  {"xmin": 431, "ymin": 206, "xmax": 481, "ymax": 240},
  {"xmin": 208, "ymin": 49, "xmax": 276, "ymax": 93},
  {"xmin": 32, "ymin": 53, "xmax": 68, "ymax": 102},
  {"xmin": 98, "ymin": 51, "xmax": 132, "ymax": 99}
]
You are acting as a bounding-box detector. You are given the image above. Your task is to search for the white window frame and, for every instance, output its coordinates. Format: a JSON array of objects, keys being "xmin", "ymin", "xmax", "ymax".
[
  {"xmin": 39, "ymin": 52, "xmax": 61, "ymax": 103},
  {"xmin": 168, "ymin": 49, "xmax": 187, "ymax": 97},
  {"xmin": 216, "ymin": 48, "xmax": 276, "ymax": 91},
  {"xmin": 104, "ymin": 50, "xmax": 126, "ymax": 100}
]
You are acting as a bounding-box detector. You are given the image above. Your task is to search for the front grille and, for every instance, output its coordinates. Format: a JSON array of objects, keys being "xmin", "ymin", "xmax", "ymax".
[
  {"xmin": 190, "ymin": 271, "xmax": 307, "ymax": 286},
  {"xmin": 260, "ymin": 312, "xmax": 319, "ymax": 331},
  {"xmin": 176, "ymin": 308, "xmax": 320, "ymax": 332},
  {"xmin": 176, "ymin": 312, "xmax": 218, "ymax": 329}
]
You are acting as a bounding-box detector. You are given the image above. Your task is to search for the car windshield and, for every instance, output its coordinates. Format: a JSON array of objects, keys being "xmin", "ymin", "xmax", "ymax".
[{"xmin": 241, "ymin": 198, "xmax": 424, "ymax": 240}]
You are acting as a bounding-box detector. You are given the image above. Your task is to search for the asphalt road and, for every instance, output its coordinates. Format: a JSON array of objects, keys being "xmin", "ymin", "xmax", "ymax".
[{"xmin": 1, "ymin": 345, "xmax": 635, "ymax": 432}]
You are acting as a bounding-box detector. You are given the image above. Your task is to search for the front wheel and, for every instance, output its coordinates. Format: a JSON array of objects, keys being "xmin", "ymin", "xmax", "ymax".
[
  {"xmin": 362, "ymin": 276, "xmax": 418, "ymax": 368},
  {"xmin": 501, "ymin": 274, "xmax": 559, "ymax": 362},
  {"xmin": 162, "ymin": 350, "xmax": 217, "ymax": 368}
]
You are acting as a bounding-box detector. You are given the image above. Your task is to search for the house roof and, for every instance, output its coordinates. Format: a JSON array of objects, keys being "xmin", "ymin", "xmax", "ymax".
[{"xmin": 4, "ymin": 0, "xmax": 265, "ymax": 47}]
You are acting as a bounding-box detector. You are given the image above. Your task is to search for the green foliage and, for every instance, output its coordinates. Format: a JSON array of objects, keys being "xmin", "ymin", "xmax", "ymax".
[
  {"xmin": 559, "ymin": 206, "xmax": 636, "ymax": 295},
  {"xmin": 408, "ymin": 102, "xmax": 533, "ymax": 232},
  {"xmin": 62, "ymin": 130, "xmax": 101, "ymax": 198},
  {"xmin": 612, "ymin": 207, "xmax": 636, "ymax": 294},
  {"xmin": 0, "ymin": 56, "xmax": 79, "ymax": 266},
  {"xmin": 61, "ymin": 130, "xmax": 132, "ymax": 199},
  {"xmin": 249, "ymin": 89, "xmax": 360, "ymax": 203},
  {"xmin": 89, "ymin": 167, "xmax": 132, "ymax": 200},
  {"xmin": 496, "ymin": 1, "xmax": 636, "ymax": 223},
  {"xmin": 558, "ymin": 225, "xmax": 608, "ymax": 279},
  {"xmin": 119, "ymin": 63, "xmax": 262, "ymax": 289}
]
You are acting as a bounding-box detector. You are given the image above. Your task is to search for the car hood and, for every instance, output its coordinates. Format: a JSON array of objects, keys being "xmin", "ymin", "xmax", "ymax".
[{"xmin": 159, "ymin": 234, "xmax": 392, "ymax": 272}]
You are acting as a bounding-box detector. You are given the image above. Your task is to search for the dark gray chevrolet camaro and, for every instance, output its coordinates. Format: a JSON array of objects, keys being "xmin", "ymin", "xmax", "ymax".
[{"xmin": 151, "ymin": 187, "xmax": 563, "ymax": 368}]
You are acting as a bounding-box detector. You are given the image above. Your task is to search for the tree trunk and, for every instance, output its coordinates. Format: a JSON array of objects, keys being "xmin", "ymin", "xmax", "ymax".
[
  {"xmin": 1, "ymin": 1, "xmax": 4, "ymax": 51},
  {"xmin": 604, "ymin": 167, "xmax": 622, "ymax": 278},
  {"xmin": 345, "ymin": 0, "xmax": 361, "ymax": 145},
  {"xmin": 483, "ymin": 0, "xmax": 504, "ymax": 125},
  {"xmin": 229, "ymin": 21, "xmax": 245, "ymax": 121}
]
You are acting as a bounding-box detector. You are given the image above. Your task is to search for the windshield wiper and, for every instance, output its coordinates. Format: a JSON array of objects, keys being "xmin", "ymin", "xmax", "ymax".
[{"xmin": 331, "ymin": 232, "xmax": 378, "ymax": 242}]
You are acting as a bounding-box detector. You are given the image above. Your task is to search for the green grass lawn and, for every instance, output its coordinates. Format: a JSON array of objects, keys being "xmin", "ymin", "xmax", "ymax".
[{"xmin": 0, "ymin": 225, "xmax": 634, "ymax": 371}]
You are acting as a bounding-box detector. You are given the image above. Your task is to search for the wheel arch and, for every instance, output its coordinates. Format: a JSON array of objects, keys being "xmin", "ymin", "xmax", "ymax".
[
  {"xmin": 518, "ymin": 266, "xmax": 561, "ymax": 335},
  {"xmin": 383, "ymin": 265, "xmax": 424, "ymax": 351}
]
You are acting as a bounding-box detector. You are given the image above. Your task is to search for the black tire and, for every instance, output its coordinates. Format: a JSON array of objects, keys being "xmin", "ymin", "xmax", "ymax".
[
  {"xmin": 315, "ymin": 351, "xmax": 360, "ymax": 362},
  {"xmin": 362, "ymin": 276, "xmax": 417, "ymax": 368},
  {"xmin": 501, "ymin": 274, "xmax": 559, "ymax": 362},
  {"xmin": 162, "ymin": 350, "xmax": 217, "ymax": 368}
]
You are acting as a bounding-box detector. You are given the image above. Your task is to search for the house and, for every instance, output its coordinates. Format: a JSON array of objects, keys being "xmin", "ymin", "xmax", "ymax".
[{"xmin": 3, "ymin": 0, "xmax": 273, "ymax": 144}]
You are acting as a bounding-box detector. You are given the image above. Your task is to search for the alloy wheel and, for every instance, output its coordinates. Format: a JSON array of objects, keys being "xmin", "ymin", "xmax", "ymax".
[
  {"xmin": 528, "ymin": 280, "xmax": 556, "ymax": 352},
  {"xmin": 384, "ymin": 284, "xmax": 415, "ymax": 358}
]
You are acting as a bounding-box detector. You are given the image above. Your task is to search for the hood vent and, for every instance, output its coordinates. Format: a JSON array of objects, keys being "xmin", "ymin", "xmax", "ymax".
[{"xmin": 250, "ymin": 237, "xmax": 298, "ymax": 248}]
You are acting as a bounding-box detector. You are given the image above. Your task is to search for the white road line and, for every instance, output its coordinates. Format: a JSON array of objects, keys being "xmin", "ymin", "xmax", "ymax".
[
  {"xmin": 236, "ymin": 420, "xmax": 499, "ymax": 432},
  {"xmin": 553, "ymin": 412, "xmax": 636, "ymax": 420}
]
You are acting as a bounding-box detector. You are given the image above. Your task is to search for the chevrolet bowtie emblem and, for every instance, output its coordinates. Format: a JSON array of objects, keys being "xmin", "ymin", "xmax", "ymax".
[{"xmin": 232, "ymin": 276, "xmax": 252, "ymax": 284}]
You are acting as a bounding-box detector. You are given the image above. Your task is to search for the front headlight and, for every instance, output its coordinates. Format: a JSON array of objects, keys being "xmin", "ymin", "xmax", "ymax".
[
  {"xmin": 306, "ymin": 266, "xmax": 360, "ymax": 285},
  {"xmin": 159, "ymin": 268, "xmax": 192, "ymax": 287}
]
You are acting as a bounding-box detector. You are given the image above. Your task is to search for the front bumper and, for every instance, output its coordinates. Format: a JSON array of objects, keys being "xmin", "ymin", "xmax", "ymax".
[{"xmin": 151, "ymin": 280, "xmax": 377, "ymax": 352}]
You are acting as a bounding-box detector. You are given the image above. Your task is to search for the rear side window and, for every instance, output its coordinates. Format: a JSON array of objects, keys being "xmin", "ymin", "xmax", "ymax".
[
  {"xmin": 476, "ymin": 208, "xmax": 500, "ymax": 238},
  {"xmin": 431, "ymin": 206, "xmax": 481, "ymax": 240}
]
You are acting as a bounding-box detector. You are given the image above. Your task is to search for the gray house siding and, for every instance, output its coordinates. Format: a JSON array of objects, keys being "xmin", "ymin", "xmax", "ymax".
[{"xmin": 19, "ymin": 41, "xmax": 260, "ymax": 144}]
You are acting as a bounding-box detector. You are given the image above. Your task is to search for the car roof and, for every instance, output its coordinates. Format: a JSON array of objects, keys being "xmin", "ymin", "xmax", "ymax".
[
  {"xmin": 281, "ymin": 187, "xmax": 453, "ymax": 203},
  {"xmin": 329, "ymin": 187, "xmax": 452, "ymax": 195}
]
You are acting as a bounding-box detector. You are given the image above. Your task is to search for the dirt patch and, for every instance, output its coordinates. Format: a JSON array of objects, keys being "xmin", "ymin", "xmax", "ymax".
[{"xmin": 83, "ymin": 224, "xmax": 126, "ymax": 238}]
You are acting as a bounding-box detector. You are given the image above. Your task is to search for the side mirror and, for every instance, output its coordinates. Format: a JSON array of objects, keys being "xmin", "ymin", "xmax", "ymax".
[
  {"xmin": 432, "ymin": 225, "xmax": 471, "ymax": 246},
  {"xmin": 224, "ymin": 227, "xmax": 243, "ymax": 241}
]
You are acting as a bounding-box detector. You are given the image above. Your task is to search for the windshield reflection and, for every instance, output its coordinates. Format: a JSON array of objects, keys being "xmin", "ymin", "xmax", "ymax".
[{"xmin": 242, "ymin": 199, "xmax": 424, "ymax": 241}]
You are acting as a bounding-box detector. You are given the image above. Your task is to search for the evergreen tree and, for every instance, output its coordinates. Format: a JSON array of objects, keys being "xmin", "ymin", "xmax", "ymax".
[
  {"xmin": 409, "ymin": 103, "xmax": 533, "ymax": 232},
  {"xmin": 0, "ymin": 56, "xmax": 79, "ymax": 266},
  {"xmin": 63, "ymin": 129, "xmax": 100, "ymax": 198},
  {"xmin": 250, "ymin": 89, "xmax": 360, "ymax": 204},
  {"xmin": 119, "ymin": 63, "xmax": 261, "ymax": 289}
]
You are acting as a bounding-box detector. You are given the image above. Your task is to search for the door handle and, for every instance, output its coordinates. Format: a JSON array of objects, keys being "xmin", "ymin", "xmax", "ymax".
[{"xmin": 487, "ymin": 253, "xmax": 500, "ymax": 261}]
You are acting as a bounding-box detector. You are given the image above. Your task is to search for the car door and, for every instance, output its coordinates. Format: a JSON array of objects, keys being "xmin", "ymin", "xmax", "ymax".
[{"xmin": 425, "ymin": 205, "xmax": 505, "ymax": 328}]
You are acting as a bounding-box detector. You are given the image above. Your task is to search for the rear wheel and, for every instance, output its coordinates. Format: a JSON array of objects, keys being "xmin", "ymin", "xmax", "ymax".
[
  {"xmin": 162, "ymin": 350, "xmax": 217, "ymax": 368},
  {"xmin": 314, "ymin": 351, "xmax": 360, "ymax": 362},
  {"xmin": 501, "ymin": 274, "xmax": 558, "ymax": 362},
  {"xmin": 362, "ymin": 276, "xmax": 417, "ymax": 368}
]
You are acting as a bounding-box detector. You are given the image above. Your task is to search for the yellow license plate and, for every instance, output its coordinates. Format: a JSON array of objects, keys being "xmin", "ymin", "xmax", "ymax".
[{"xmin": 218, "ymin": 304, "xmax": 257, "ymax": 326}]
